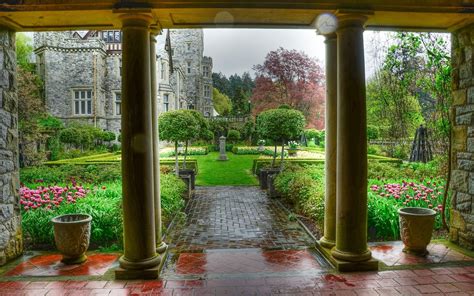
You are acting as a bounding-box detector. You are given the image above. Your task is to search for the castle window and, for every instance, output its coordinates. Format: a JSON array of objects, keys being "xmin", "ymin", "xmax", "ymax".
[
  {"xmin": 102, "ymin": 31, "xmax": 122, "ymax": 43},
  {"xmin": 204, "ymin": 85, "xmax": 211, "ymax": 98},
  {"xmin": 161, "ymin": 62, "xmax": 167, "ymax": 80},
  {"xmin": 203, "ymin": 66, "xmax": 210, "ymax": 78},
  {"xmin": 115, "ymin": 92, "xmax": 121, "ymax": 116},
  {"xmin": 73, "ymin": 89, "xmax": 93, "ymax": 115},
  {"xmin": 187, "ymin": 61, "xmax": 192, "ymax": 74},
  {"xmin": 186, "ymin": 42, "xmax": 191, "ymax": 51},
  {"xmin": 163, "ymin": 94, "xmax": 169, "ymax": 112}
]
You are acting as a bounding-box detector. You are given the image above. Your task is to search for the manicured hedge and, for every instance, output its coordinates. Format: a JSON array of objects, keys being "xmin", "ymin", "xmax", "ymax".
[
  {"xmin": 43, "ymin": 153, "xmax": 199, "ymax": 173},
  {"xmin": 252, "ymin": 155, "xmax": 401, "ymax": 175}
]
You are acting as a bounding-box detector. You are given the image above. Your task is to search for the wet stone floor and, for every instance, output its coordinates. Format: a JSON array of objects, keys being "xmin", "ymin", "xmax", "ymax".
[
  {"xmin": 1, "ymin": 186, "xmax": 474, "ymax": 295},
  {"xmin": 166, "ymin": 186, "xmax": 314, "ymax": 252}
]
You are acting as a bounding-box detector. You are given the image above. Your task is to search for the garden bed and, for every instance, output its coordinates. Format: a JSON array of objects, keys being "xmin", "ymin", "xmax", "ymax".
[{"xmin": 19, "ymin": 165, "xmax": 187, "ymax": 251}]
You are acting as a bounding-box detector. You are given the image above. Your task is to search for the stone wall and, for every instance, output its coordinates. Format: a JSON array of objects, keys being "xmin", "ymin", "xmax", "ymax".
[
  {"xmin": 450, "ymin": 23, "xmax": 474, "ymax": 250},
  {"xmin": 0, "ymin": 29, "xmax": 22, "ymax": 265}
]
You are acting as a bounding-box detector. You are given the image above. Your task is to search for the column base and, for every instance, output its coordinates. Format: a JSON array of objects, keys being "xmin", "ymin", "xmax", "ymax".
[
  {"xmin": 331, "ymin": 248, "xmax": 372, "ymax": 262},
  {"xmin": 115, "ymin": 266, "xmax": 160, "ymax": 280},
  {"xmin": 157, "ymin": 242, "xmax": 168, "ymax": 254},
  {"xmin": 115, "ymin": 253, "xmax": 167, "ymax": 280},
  {"xmin": 315, "ymin": 242, "xmax": 379, "ymax": 272},
  {"xmin": 319, "ymin": 236, "xmax": 335, "ymax": 248}
]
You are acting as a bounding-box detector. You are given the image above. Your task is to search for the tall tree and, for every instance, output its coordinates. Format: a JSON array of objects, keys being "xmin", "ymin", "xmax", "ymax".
[
  {"xmin": 251, "ymin": 47, "xmax": 325, "ymax": 129},
  {"xmin": 212, "ymin": 88, "xmax": 232, "ymax": 116}
]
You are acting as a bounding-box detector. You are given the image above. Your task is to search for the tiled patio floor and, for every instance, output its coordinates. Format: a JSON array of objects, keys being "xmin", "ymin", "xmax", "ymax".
[
  {"xmin": 370, "ymin": 241, "xmax": 474, "ymax": 267},
  {"xmin": 1, "ymin": 265, "xmax": 474, "ymax": 295},
  {"xmin": 1, "ymin": 186, "xmax": 474, "ymax": 295},
  {"xmin": 4, "ymin": 254, "xmax": 118, "ymax": 277}
]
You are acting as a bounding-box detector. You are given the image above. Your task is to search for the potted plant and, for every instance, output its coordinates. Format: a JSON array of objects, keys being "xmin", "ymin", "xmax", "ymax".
[
  {"xmin": 52, "ymin": 213, "xmax": 92, "ymax": 264},
  {"xmin": 257, "ymin": 139, "xmax": 265, "ymax": 152},
  {"xmin": 256, "ymin": 106, "xmax": 306, "ymax": 191},
  {"xmin": 398, "ymin": 207, "xmax": 437, "ymax": 255},
  {"xmin": 159, "ymin": 110, "xmax": 200, "ymax": 189},
  {"xmin": 287, "ymin": 141, "xmax": 300, "ymax": 156},
  {"xmin": 181, "ymin": 110, "xmax": 210, "ymax": 189}
]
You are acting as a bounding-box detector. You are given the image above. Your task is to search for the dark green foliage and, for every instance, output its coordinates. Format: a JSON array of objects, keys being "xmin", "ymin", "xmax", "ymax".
[
  {"xmin": 274, "ymin": 164, "xmax": 325, "ymax": 227},
  {"xmin": 227, "ymin": 129, "xmax": 241, "ymax": 143},
  {"xmin": 257, "ymin": 109, "xmax": 306, "ymax": 143},
  {"xmin": 257, "ymin": 108, "xmax": 306, "ymax": 166},
  {"xmin": 159, "ymin": 110, "xmax": 200, "ymax": 143},
  {"xmin": 21, "ymin": 164, "xmax": 122, "ymax": 185},
  {"xmin": 100, "ymin": 131, "xmax": 116, "ymax": 142},
  {"xmin": 212, "ymin": 72, "xmax": 255, "ymax": 116}
]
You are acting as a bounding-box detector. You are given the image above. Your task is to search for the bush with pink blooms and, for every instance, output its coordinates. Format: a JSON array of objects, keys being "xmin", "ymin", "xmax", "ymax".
[
  {"xmin": 19, "ymin": 181, "xmax": 88, "ymax": 211},
  {"xmin": 368, "ymin": 178, "xmax": 448, "ymax": 240}
]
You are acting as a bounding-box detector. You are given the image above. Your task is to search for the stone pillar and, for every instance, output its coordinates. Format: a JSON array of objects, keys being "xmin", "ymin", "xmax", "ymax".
[
  {"xmin": 0, "ymin": 29, "xmax": 22, "ymax": 266},
  {"xmin": 116, "ymin": 14, "xmax": 161, "ymax": 279},
  {"xmin": 331, "ymin": 14, "xmax": 372, "ymax": 263},
  {"xmin": 150, "ymin": 30, "xmax": 167, "ymax": 254},
  {"xmin": 449, "ymin": 23, "xmax": 474, "ymax": 250},
  {"xmin": 218, "ymin": 136, "xmax": 228, "ymax": 161},
  {"xmin": 319, "ymin": 33, "xmax": 337, "ymax": 249}
]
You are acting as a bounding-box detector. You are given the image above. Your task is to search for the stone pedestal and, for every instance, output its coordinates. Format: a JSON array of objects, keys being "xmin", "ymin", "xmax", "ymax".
[
  {"xmin": 218, "ymin": 136, "xmax": 228, "ymax": 161},
  {"xmin": 116, "ymin": 14, "xmax": 161, "ymax": 279}
]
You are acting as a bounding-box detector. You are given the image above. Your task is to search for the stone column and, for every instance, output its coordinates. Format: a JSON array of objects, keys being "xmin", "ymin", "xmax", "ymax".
[
  {"xmin": 319, "ymin": 33, "xmax": 337, "ymax": 249},
  {"xmin": 150, "ymin": 30, "xmax": 167, "ymax": 254},
  {"xmin": 331, "ymin": 14, "xmax": 372, "ymax": 262},
  {"xmin": 0, "ymin": 28, "xmax": 22, "ymax": 266},
  {"xmin": 116, "ymin": 14, "xmax": 161, "ymax": 279},
  {"xmin": 449, "ymin": 23, "xmax": 474, "ymax": 251}
]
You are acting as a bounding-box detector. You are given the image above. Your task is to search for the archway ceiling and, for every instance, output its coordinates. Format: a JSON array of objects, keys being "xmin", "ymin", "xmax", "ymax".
[{"xmin": 0, "ymin": 1, "xmax": 472, "ymax": 32}]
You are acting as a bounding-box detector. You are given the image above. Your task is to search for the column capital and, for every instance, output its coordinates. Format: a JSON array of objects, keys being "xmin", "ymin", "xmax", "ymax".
[
  {"xmin": 335, "ymin": 10, "xmax": 372, "ymax": 29},
  {"xmin": 120, "ymin": 13, "xmax": 154, "ymax": 28},
  {"xmin": 324, "ymin": 33, "xmax": 337, "ymax": 42}
]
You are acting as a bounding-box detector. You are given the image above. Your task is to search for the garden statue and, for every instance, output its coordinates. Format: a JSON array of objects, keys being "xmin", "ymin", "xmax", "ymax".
[
  {"xmin": 409, "ymin": 124, "xmax": 433, "ymax": 163},
  {"xmin": 218, "ymin": 136, "xmax": 228, "ymax": 161}
]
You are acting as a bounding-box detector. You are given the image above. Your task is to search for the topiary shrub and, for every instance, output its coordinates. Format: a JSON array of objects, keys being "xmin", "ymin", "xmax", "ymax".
[
  {"xmin": 227, "ymin": 129, "xmax": 241, "ymax": 143},
  {"xmin": 256, "ymin": 108, "xmax": 306, "ymax": 168},
  {"xmin": 159, "ymin": 110, "xmax": 200, "ymax": 175}
]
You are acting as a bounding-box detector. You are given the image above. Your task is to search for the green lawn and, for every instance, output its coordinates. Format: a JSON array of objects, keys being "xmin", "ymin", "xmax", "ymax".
[{"xmin": 194, "ymin": 152, "xmax": 260, "ymax": 186}]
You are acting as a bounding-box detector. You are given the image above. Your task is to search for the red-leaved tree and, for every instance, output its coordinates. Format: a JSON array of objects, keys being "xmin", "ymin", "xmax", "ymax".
[{"xmin": 251, "ymin": 47, "xmax": 325, "ymax": 129}]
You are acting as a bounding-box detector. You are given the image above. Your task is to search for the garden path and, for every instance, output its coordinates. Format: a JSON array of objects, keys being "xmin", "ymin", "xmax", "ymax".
[
  {"xmin": 166, "ymin": 186, "xmax": 314, "ymax": 251},
  {"xmin": 162, "ymin": 186, "xmax": 332, "ymax": 279}
]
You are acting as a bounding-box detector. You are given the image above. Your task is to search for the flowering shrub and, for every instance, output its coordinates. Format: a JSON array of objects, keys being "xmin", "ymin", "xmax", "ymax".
[
  {"xmin": 288, "ymin": 141, "xmax": 299, "ymax": 149},
  {"xmin": 368, "ymin": 178, "xmax": 448, "ymax": 240},
  {"xmin": 369, "ymin": 180, "xmax": 444, "ymax": 211},
  {"xmin": 19, "ymin": 181, "xmax": 88, "ymax": 211}
]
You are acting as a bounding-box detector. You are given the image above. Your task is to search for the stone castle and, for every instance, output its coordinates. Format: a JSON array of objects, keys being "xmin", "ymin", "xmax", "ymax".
[{"xmin": 33, "ymin": 29, "xmax": 214, "ymax": 135}]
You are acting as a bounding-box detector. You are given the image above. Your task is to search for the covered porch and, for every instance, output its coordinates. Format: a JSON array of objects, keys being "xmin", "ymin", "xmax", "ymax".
[{"xmin": 0, "ymin": 0, "xmax": 473, "ymax": 281}]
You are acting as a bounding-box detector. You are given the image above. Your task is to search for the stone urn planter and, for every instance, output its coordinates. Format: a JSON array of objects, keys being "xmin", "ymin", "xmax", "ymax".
[
  {"xmin": 286, "ymin": 148, "xmax": 299, "ymax": 156},
  {"xmin": 398, "ymin": 207, "xmax": 436, "ymax": 256},
  {"xmin": 179, "ymin": 168, "xmax": 196, "ymax": 190},
  {"xmin": 52, "ymin": 214, "xmax": 92, "ymax": 264},
  {"xmin": 267, "ymin": 173, "xmax": 279, "ymax": 198},
  {"xmin": 259, "ymin": 167, "xmax": 280, "ymax": 190}
]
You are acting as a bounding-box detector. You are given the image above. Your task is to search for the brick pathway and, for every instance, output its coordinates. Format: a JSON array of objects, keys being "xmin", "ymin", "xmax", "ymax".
[{"xmin": 166, "ymin": 186, "xmax": 314, "ymax": 252}]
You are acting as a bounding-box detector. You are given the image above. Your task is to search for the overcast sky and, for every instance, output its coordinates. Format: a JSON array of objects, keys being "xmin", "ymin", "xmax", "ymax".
[{"xmin": 203, "ymin": 29, "xmax": 393, "ymax": 78}]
